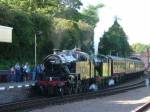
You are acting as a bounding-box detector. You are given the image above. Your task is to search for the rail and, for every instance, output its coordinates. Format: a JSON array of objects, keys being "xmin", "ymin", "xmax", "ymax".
[{"xmin": 133, "ymin": 100, "xmax": 150, "ymax": 112}]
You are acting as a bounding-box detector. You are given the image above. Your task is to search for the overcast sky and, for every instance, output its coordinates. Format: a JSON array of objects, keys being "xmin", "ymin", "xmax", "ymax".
[{"xmin": 81, "ymin": 0, "xmax": 150, "ymax": 53}]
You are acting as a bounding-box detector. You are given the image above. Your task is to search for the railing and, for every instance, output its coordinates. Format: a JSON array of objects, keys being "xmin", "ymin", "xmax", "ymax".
[{"xmin": 0, "ymin": 70, "xmax": 11, "ymax": 76}]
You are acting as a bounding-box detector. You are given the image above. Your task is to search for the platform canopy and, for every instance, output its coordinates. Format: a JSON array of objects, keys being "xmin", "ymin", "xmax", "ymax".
[{"xmin": 0, "ymin": 25, "xmax": 13, "ymax": 43}]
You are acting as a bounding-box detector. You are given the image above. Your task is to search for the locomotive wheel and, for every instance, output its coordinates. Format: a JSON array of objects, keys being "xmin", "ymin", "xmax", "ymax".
[
  {"xmin": 75, "ymin": 81, "xmax": 83, "ymax": 93},
  {"xmin": 77, "ymin": 84, "xmax": 83, "ymax": 93},
  {"xmin": 60, "ymin": 87, "xmax": 64, "ymax": 96},
  {"xmin": 31, "ymin": 85, "xmax": 41, "ymax": 96},
  {"xmin": 38, "ymin": 85, "xmax": 45, "ymax": 96},
  {"xmin": 56, "ymin": 86, "xmax": 64, "ymax": 96},
  {"xmin": 66, "ymin": 83, "xmax": 75, "ymax": 94},
  {"xmin": 47, "ymin": 86, "xmax": 54, "ymax": 96},
  {"xmin": 67, "ymin": 87, "xmax": 72, "ymax": 95},
  {"xmin": 64, "ymin": 85, "xmax": 72, "ymax": 95}
]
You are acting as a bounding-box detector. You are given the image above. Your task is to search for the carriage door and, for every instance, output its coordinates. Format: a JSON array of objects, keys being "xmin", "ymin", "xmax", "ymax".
[{"xmin": 108, "ymin": 58, "xmax": 112, "ymax": 77}]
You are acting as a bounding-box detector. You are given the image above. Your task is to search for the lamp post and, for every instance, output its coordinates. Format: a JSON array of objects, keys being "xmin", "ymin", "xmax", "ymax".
[
  {"xmin": 34, "ymin": 31, "xmax": 42, "ymax": 68},
  {"xmin": 147, "ymin": 48, "xmax": 150, "ymax": 69},
  {"xmin": 35, "ymin": 33, "xmax": 37, "ymax": 68}
]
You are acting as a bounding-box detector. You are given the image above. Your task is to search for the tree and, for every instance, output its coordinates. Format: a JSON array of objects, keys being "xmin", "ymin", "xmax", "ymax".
[
  {"xmin": 0, "ymin": 0, "xmax": 82, "ymax": 16},
  {"xmin": 0, "ymin": 4, "xmax": 54, "ymax": 67},
  {"xmin": 52, "ymin": 18, "xmax": 94, "ymax": 53},
  {"xmin": 77, "ymin": 20, "xmax": 94, "ymax": 53},
  {"xmin": 0, "ymin": 0, "xmax": 95, "ymax": 68},
  {"xmin": 131, "ymin": 43, "xmax": 149, "ymax": 53},
  {"xmin": 80, "ymin": 3, "xmax": 104, "ymax": 27},
  {"xmin": 60, "ymin": 0, "xmax": 82, "ymax": 9},
  {"xmin": 0, "ymin": 0, "xmax": 60, "ymax": 15},
  {"xmin": 55, "ymin": 7, "xmax": 80, "ymax": 21},
  {"xmin": 98, "ymin": 19, "xmax": 132, "ymax": 56}
]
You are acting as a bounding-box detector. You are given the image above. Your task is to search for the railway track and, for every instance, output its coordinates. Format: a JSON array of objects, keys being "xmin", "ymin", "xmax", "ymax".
[
  {"xmin": 133, "ymin": 100, "xmax": 150, "ymax": 112},
  {"xmin": 0, "ymin": 78, "xmax": 146, "ymax": 112}
]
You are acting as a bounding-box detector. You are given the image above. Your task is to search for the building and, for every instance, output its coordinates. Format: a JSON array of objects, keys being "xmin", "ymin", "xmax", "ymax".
[{"xmin": 0, "ymin": 25, "xmax": 13, "ymax": 43}]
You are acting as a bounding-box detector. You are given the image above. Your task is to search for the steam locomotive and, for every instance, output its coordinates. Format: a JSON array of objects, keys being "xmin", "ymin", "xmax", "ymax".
[{"xmin": 36, "ymin": 49, "xmax": 145, "ymax": 96}]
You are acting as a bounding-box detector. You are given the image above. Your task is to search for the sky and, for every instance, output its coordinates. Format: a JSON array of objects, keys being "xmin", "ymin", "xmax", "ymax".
[{"xmin": 81, "ymin": 0, "xmax": 150, "ymax": 53}]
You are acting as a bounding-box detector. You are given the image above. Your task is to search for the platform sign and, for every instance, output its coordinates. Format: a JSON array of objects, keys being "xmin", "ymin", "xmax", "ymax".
[{"xmin": 0, "ymin": 25, "xmax": 13, "ymax": 43}]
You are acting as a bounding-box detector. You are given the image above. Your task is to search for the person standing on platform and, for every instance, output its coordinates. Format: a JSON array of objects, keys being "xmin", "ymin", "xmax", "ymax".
[
  {"xmin": 10, "ymin": 66, "xmax": 15, "ymax": 82},
  {"xmin": 40, "ymin": 64, "xmax": 44, "ymax": 80},
  {"xmin": 32, "ymin": 66, "xmax": 36, "ymax": 81},
  {"xmin": 40, "ymin": 64, "xmax": 45, "ymax": 73},
  {"xmin": 23, "ymin": 62, "xmax": 31, "ymax": 81},
  {"xmin": 23, "ymin": 62, "xmax": 28, "ymax": 81},
  {"xmin": 15, "ymin": 63, "xmax": 21, "ymax": 82},
  {"xmin": 145, "ymin": 78, "xmax": 149, "ymax": 88},
  {"xmin": 26, "ymin": 63, "xmax": 31, "ymax": 80},
  {"xmin": 36, "ymin": 64, "xmax": 42, "ymax": 80},
  {"xmin": 20, "ymin": 64, "xmax": 24, "ymax": 82}
]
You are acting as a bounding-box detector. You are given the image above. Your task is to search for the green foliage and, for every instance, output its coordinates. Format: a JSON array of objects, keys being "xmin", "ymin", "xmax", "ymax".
[
  {"xmin": 80, "ymin": 3, "xmax": 104, "ymax": 27},
  {"xmin": 31, "ymin": 13, "xmax": 54, "ymax": 59},
  {"xmin": 98, "ymin": 20, "xmax": 132, "ymax": 56},
  {"xmin": 0, "ymin": 0, "xmax": 96, "ymax": 69},
  {"xmin": 0, "ymin": 4, "xmax": 13, "ymax": 26},
  {"xmin": 0, "ymin": 4, "xmax": 54, "ymax": 68},
  {"xmin": 61, "ymin": 0, "xmax": 82, "ymax": 9},
  {"xmin": 0, "ymin": 0, "xmax": 82, "ymax": 16},
  {"xmin": 77, "ymin": 21, "xmax": 94, "ymax": 53},
  {"xmin": 55, "ymin": 7, "xmax": 81, "ymax": 21},
  {"xmin": 53, "ymin": 18, "xmax": 94, "ymax": 53},
  {"xmin": 0, "ymin": 0, "xmax": 101, "ymax": 26},
  {"xmin": 131, "ymin": 43, "xmax": 150, "ymax": 53}
]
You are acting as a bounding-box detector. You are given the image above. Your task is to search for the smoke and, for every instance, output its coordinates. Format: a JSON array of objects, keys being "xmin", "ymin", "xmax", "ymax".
[
  {"xmin": 94, "ymin": 23, "xmax": 100, "ymax": 54},
  {"xmin": 93, "ymin": 7, "xmax": 115, "ymax": 54}
]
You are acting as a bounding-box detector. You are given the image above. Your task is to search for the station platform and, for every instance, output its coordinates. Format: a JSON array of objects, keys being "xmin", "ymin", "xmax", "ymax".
[
  {"xmin": 0, "ymin": 81, "xmax": 36, "ymax": 91},
  {"xmin": 0, "ymin": 81, "xmax": 36, "ymax": 104}
]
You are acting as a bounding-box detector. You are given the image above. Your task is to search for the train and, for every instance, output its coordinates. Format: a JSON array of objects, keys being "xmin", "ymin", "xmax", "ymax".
[{"xmin": 35, "ymin": 49, "xmax": 145, "ymax": 96}]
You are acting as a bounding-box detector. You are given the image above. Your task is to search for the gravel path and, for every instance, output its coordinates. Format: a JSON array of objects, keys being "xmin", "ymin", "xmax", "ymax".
[{"xmin": 29, "ymin": 87, "xmax": 150, "ymax": 112}]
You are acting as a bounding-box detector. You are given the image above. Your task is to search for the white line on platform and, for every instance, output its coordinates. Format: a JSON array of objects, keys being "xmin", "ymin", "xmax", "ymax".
[
  {"xmin": 25, "ymin": 85, "xmax": 29, "ymax": 87},
  {"xmin": 32, "ymin": 84, "xmax": 35, "ymax": 86},
  {"xmin": 0, "ymin": 87, "xmax": 5, "ymax": 90},
  {"xmin": 18, "ymin": 85, "xmax": 22, "ymax": 88},
  {"xmin": 9, "ymin": 86, "xmax": 14, "ymax": 89}
]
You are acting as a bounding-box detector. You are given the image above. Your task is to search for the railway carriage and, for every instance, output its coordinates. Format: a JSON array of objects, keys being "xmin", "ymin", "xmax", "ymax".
[{"xmin": 36, "ymin": 49, "xmax": 145, "ymax": 96}]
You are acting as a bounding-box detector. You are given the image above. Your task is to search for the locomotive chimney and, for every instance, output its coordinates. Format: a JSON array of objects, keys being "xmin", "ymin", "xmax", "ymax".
[{"xmin": 53, "ymin": 49, "xmax": 61, "ymax": 54}]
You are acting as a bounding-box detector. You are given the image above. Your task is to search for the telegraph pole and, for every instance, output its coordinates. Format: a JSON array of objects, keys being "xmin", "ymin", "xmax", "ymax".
[
  {"xmin": 147, "ymin": 48, "xmax": 149, "ymax": 69},
  {"xmin": 35, "ymin": 33, "xmax": 37, "ymax": 68},
  {"xmin": 34, "ymin": 31, "xmax": 42, "ymax": 68}
]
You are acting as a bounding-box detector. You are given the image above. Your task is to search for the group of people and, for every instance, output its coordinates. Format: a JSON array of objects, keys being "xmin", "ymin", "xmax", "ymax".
[{"xmin": 9, "ymin": 62, "xmax": 44, "ymax": 82}]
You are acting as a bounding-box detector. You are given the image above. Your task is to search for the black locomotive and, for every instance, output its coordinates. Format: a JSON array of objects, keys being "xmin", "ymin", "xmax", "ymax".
[{"xmin": 36, "ymin": 49, "xmax": 145, "ymax": 96}]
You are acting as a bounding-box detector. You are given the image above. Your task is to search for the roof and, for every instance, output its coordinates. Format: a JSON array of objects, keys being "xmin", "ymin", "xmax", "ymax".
[{"xmin": 0, "ymin": 25, "xmax": 13, "ymax": 43}]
